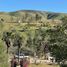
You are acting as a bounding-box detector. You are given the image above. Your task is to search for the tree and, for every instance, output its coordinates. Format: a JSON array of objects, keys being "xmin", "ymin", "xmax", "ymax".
[
  {"xmin": 2, "ymin": 32, "xmax": 11, "ymax": 53},
  {"xmin": 12, "ymin": 33, "xmax": 22, "ymax": 62},
  {"xmin": 47, "ymin": 26, "xmax": 67, "ymax": 67},
  {"xmin": 33, "ymin": 29, "xmax": 46, "ymax": 57},
  {"xmin": 49, "ymin": 45, "xmax": 67, "ymax": 64}
]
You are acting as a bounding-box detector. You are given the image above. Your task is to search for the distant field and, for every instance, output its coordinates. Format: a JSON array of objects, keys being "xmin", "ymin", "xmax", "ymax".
[{"xmin": 29, "ymin": 63, "xmax": 59, "ymax": 67}]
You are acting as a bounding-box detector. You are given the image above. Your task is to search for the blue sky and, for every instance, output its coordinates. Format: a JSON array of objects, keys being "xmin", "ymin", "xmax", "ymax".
[{"xmin": 0, "ymin": 0, "xmax": 67, "ymax": 13}]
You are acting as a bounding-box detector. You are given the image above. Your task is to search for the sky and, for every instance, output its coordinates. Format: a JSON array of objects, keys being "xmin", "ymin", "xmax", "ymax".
[{"xmin": 0, "ymin": 0, "xmax": 67, "ymax": 13}]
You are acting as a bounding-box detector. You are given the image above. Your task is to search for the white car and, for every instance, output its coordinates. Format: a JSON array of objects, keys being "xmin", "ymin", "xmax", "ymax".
[{"xmin": 15, "ymin": 53, "xmax": 29, "ymax": 59}]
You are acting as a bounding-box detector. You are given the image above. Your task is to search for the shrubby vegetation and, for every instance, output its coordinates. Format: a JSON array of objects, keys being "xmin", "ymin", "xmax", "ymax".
[
  {"xmin": 0, "ymin": 10, "xmax": 67, "ymax": 67},
  {"xmin": 0, "ymin": 37, "xmax": 8, "ymax": 67}
]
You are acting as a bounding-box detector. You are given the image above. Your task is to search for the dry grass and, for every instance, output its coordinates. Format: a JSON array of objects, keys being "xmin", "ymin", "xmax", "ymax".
[{"xmin": 29, "ymin": 63, "xmax": 59, "ymax": 67}]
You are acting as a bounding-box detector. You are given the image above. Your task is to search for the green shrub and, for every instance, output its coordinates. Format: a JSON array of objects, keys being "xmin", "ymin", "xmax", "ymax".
[{"xmin": 60, "ymin": 64, "xmax": 67, "ymax": 67}]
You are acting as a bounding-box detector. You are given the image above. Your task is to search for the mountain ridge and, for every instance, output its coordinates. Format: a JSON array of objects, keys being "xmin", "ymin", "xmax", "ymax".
[{"xmin": 0, "ymin": 10, "xmax": 67, "ymax": 23}]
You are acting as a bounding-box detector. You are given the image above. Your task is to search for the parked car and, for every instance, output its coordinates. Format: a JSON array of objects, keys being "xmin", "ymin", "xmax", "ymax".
[{"xmin": 15, "ymin": 53, "xmax": 29, "ymax": 59}]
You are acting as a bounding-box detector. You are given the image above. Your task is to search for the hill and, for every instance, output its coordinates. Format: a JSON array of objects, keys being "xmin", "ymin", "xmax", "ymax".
[
  {"xmin": 0, "ymin": 10, "xmax": 67, "ymax": 23},
  {"xmin": 0, "ymin": 10, "xmax": 67, "ymax": 67}
]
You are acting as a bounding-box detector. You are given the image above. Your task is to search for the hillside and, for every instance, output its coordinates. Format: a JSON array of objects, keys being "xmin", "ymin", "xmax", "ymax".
[
  {"xmin": 0, "ymin": 10, "xmax": 67, "ymax": 23},
  {"xmin": 0, "ymin": 10, "xmax": 67, "ymax": 67}
]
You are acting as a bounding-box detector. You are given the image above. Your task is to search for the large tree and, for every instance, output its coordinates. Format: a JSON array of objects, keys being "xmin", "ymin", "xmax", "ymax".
[{"xmin": 47, "ymin": 25, "xmax": 67, "ymax": 67}]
